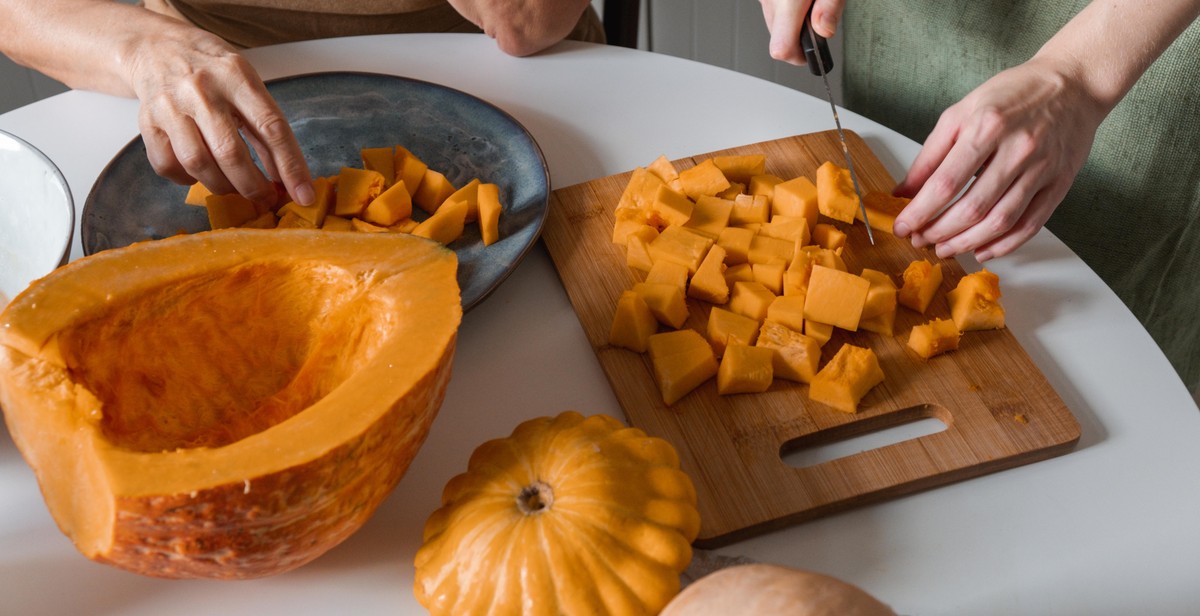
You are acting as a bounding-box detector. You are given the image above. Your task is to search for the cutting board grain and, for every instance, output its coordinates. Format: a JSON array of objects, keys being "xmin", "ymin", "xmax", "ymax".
[{"xmin": 542, "ymin": 131, "xmax": 1081, "ymax": 547}]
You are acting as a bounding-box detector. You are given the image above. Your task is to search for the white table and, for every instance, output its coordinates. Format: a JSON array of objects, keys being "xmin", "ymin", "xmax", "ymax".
[{"xmin": 2, "ymin": 33, "xmax": 1198, "ymax": 615}]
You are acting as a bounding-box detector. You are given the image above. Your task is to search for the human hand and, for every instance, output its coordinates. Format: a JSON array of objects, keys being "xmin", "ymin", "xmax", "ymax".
[
  {"xmin": 127, "ymin": 28, "xmax": 314, "ymax": 208},
  {"xmin": 760, "ymin": 0, "xmax": 845, "ymax": 65},
  {"xmin": 892, "ymin": 59, "xmax": 1108, "ymax": 261},
  {"xmin": 448, "ymin": 0, "xmax": 593, "ymax": 57}
]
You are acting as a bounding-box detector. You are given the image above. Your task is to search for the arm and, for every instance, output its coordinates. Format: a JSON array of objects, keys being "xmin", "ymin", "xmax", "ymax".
[
  {"xmin": 893, "ymin": 0, "xmax": 1200, "ymax": 261},
  {"xmin": 448, "ymin": 0, "xmax": 594, "ymax": 57},
  {"xmin": 0, "ymin": 0, "xmax": 314, "ymax": 208},
  {"xmin": 760, "ymin": 0, "xmax": 846, "ymax": 65}
]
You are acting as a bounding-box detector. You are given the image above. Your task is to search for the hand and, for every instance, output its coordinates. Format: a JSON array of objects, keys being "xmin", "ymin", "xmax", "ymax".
[
  {"xmin": 892, "ymin": 58, "xmax": 1108, "ymax": 261},
  {"xmin": 448, "ymin": 0, "xmax": 593, "ymax": 57},
  {"xmin": 126, "ymin": 27, "xmax": 314, "ymax": 208},
  {"xmin": 760, "ymin": 0, "xmax": 845, "ymax": 65}
]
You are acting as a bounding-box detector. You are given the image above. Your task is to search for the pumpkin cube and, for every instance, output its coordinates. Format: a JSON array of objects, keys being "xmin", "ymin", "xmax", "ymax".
[
  {"xmin": 712, "ymin": 154, "xmax": 766, "ymax": 184},
  {"xmin": 647, "ymin": 154, "xmax": 682, "ymax": 189},
  {"xmin": 334, "ymin": 167, "xmax": 386, "ymax": 218},
  {"xmin": 185, "ymin": 182, "xmax": 213, "ymax": 206},
  {"xmin": 804, "ymin": 320, "xmax": 834, "ymax": 346},
  {"xmin": 755, "ymin": 320, "xmax": 821, "ymax": 383},
  {"xmin": 647, "ymin": 329, "xmax": 719, "ymax": 405},
  {"xmin": 706, "ymin": 307, "xmax": 761, "ymax": 357},
  {"xmin": 815, "ymin": 161, "xmax": 860, "ymax": 224},
  {"xmin": 717, "ymin": 182, "xmax": 746, "ymax": 200},
  {"xmin": 772, "ymin": 175, "xmax": 819, "ymax": 231},
  {"xmin": 802, "ymin": 265, "xmax": 870, "ymax": 331},
  {"xmin": 478, "ymin": 182, "xmax": 502, "ymax": 246},
  {"xmin": 810, "ymin": 344, "xmax": 885, "ymax": 413},
  {"xmin": 633, "ymin": 282, "xmax": 689, "ymax": 329},
  {"xmin": 812, "ymin": 222, "xmax": 847, "ymax": 251},
  {"xmin": 783, "ymin": 248, "xmax": 815, "ymax": 297},
  {"xmin": 350, "ymin": 217, "xmax": 389, "ymax": 233},
  {"xmin": 610, "ymin": 290, "xmax": 659, "ymax": 353},
  {"xmin": 800, "ymin": 245, "xmax": 847, "ymax": 272},
  {"xmin": 752, "ymin": 257, "xmax": 787, "ymax": 295},
  {"xmin": 413, "ymin": 169, "xmax": 457, "ymax": 215},
  {"xmin": 908, "ymin": 318, "xmax": 962, "ymax": 359},
  {"xmin": 444, "ymin": 178, "xmax": 482, "ymax": 222},
  {"xmin": 723, "ymin": 263, "xmax": 754, "ymax": 286},
  {"xmin": 758, "ymin": 215, "xmax": 810, "ymax": 246},
  {"xmin": 613, "ymin": 207, "xmax": 654, "ymax": 244},
  {"xmin": 685, "ymin": 195, "xmax": 734, "ymax": 238},
  {"xmin": 748, "ymin": 235, "xmax": 794, "ymax": 266},
  {"xmin": 716, "ymin": 226, "xmax": 754, "ymax": 265},
  {"xmin": 625, "ymin": 227, "xmax": 659, "ymax": 273},
  {"xmin": 947, "ymin": 269, "xmax": 1006, "ymax": 331},
  {"xmin": 412, "ymin": 198, "xmax": 468, "ymax": 244},
  {"xmin": 688, "ymin": 245, "xmax": 730, "ymax": 304},
  {"xmin": 728, "ymin": 281, "xmax": 776, "ymax": 321},
  {"xmin": 857, "ymin": 191, "xmax": 911, "ymax": 235},
  {"xmin": 393, "ymin": 146, "xmax": 428, "ymax": 198},
  {"xmin": 205, "ymin": 193, "xmax": 258, "ymax": 229},
  {"xmin": 677, "ymin": 158, "xmax": 731, "ymax": 200},
  {"xmin": 748, "ymin": 173, "xmax": 784, "ymax": 200},
  {"xmin": 651, "ymin": 184, "xmax": 695, "ymax": 227},
  {"xmin": 321, "ymin": 215, "xmax": 354, "ymax": 232},
  {"xmin": 361, "ymin": 179, "xmax": 413, "ymax": 227},
  {"xmin": 729, "ymin": 193, "xmax": 770, "ymax": 226},
  {"xmin": 648, "ymin": 226, "xmax": 714, "ymax": 275},
  {"xmin": 860, "ymin": 269, "xmax": 898, "ymax": 319},
  {"xmin": 277, "ymin": 175, "xmax": 334, "ymax": 227},
  {"xmin": 645, "ymin": 259, "xmax": 689, "ymax": 292},
  {"xmin": 360, "ymin": 147, "xmax": 396, "ymax": 187},
  {"xmin": 389, "ymin": 218, "xmax": 420, "ymax": 233},
  {"xmin": 717, "ymin": 344, "xmax": 775, "ymax": 395},
  {"xmin": 616, "ymin": 167, "xmax": 668, "ymax": 214},
  {"xmin": 898, "ymin": 259, "xmax": 944, "ymax": 314},
  {"xmin": 766, "ymin": 295, "xmax": 806, "ymax": 332},
  {"xmin": 240, "ymin": 211, "xmax": 278, "ymax": 229}
]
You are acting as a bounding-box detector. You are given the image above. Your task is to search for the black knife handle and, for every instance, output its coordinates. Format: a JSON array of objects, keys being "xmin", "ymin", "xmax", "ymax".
[{"xmin": 800, "ymin": 4, "xmax": 834, "ymax": 76}]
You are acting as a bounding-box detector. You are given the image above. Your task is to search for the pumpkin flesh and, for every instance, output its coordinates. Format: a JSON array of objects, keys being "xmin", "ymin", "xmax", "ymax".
[{"xmin": 0, "ymin": 229, "xmax": 462, "ymax": 579}]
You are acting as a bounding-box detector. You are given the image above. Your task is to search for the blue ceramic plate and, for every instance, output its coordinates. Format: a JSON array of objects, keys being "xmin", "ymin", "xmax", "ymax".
[{"xmin": 82, "ymin": 72, "xmax": 549, "ymax": 311}]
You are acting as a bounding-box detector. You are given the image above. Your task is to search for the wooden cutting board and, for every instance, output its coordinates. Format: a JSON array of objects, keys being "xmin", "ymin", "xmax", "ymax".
[{"xmin": 542, "ymin": 131, "xmax": 1080, "ymax": 547}]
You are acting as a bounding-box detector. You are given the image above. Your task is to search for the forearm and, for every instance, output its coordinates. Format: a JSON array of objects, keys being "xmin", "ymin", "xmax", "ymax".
[
  {"xmin": 448, "ymin": 0, "xmax": 593, "ymax": 56},
  {"xmin": 0, "ymin": 0, "xmax": 196, "ymax": 97},
  {"xmin": 1035, "ymin": 0, "xmax": 1200, "ymax": 113}
]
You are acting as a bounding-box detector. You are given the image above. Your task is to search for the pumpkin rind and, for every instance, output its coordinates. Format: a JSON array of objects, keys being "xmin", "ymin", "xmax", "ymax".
[
  {"xmin": 0, "ymin": 229, "xmax": 462, "ymax": 579},
  {"xmin": 660, "ymin": 563, "xmax": 897, "ymax": 616},
  {"xmin": 414, "ymin": 411, "xmax": 701, "ymax": 615}
]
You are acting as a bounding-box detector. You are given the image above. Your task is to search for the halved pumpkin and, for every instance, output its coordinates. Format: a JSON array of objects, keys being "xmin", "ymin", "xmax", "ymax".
[{"xmin": 0, "ymin": 229, "xmax": 462, "ymax": 579}]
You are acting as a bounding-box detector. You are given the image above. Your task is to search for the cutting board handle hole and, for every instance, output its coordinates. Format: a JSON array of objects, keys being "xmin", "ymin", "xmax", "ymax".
[{"xmin": 780, "ymin": 405, "xmax": 949, "ymax": 469}]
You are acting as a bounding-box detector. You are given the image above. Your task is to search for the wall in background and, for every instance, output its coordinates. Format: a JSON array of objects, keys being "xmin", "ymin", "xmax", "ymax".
[{"xmin": 0, "ymin": 0, "xmax": 841, "ymax": 114}]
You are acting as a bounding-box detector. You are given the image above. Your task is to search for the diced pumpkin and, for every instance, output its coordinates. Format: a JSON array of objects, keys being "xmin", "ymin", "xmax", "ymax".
[
  {"xmin": 651, "ymin": 184, "xmax": 695, "ymax": 227},
  {"xmin": 748, "ymin": 173, "xmax": 784, "ymax": 200},
  {"xmin": 755, "ymin": 320, "xmax": 821, "ymax": 383},
  {"xmin": 393, "ymin": 146, "xmax": 428, "ymax": 197},
  {"xmin": 361, "ymin": 180, "xmax": 413, "ymax": 227},
  {"xmin": 185, "ymin": 182, "xmax": 213, "ymax": 206},
  {"xmin": 444, "ymin": 178, "xmax": 482, "ymax": 223},
  {"xmin": 633, "ymin": 282, "xmax": 689, "ymax": 329},
  {"xmin": 717, "ymin": 182, "xmax": 746, "ymax": 200},
  {"xmin": 205, "ymin": 193, "xmax": 258, "ymax": 229},
  {"xmin": 716, "ymin": 226, "xmax": 754, "ymax": 265},
  {"xmin": 771, "ymin": 175, "xmax": 819, "ymax": 231},
  {"xmin": 812, "ymin": 222, "xmax": 847, "ymax": 251},
  {"xmin": 321, "ymin": 215, "xmax": 354, "ymax": 232},
  {"xmin": 389, "ymin": 218, "xmax": 420, "ymax": 233},
  {"xmin": 815, "ymin": 161, "xmax": 860, "ymax": 224},
  {"xmin": 360, "ymin": 147, "xmax": 395, "ymax": 187},
  {"xmin": 412, "ymin": 169, "xmax": 457, "ymax": 215},
  {"xmin": 647, "ymin": 154, "xmax": 682, "ymax": 189},
  {"xmin": 857, "ymin": 191, "xmax": 911, "ymax": 235},
  {"xmin": 947, "ymin": 269, "xmax": 1006, "ymax": 331},
  {"xmin": 647, "ymin": 329, "xmax": 719, "ymax": 405},
  {"xmin": 766, "ymin": 295, "xmax": 806, "ymax": 332},
  {"xmin": 334, "ymin": 167, "xmax": 386, "ymax": 218},
  {"xmin": 477, "ymin": 182, "xmax": 502, "ymax": 246},
  {"xmin": 276, "ymin": 176, "xmax": 334, "ymax": 227},
  {"xmin": 712, "ymin": 155, "xmax": 766, "ymax": 185},
  {"xmin": 802, "ymin": 265, "xmax": 870, "ymax": 331},
  {"xmin": 688, "ymin": 245, "xmax": 730, "ymax": 305},
  {"xmin": 616, "ymin": 167, "xmax": 668, "ymax": 214},
  {"xmin": 897, "ymin": 259, "xmax": 944, "ymax": 314},
  {"xmin": 747, "ymin": 235, "xmax": 794, "ymax": 266},
  {"xmin": 0, "ymin": 230, "xmax": 462, "ymax": 579},
  {"xmin": 717, "ymin": 344, "xmax": 775, "ymax": 395},
  {"xmin": 613, "ymin": 207, "xmax": 655, "ymax": 244},
  {"xmin": 758, "ymin": 215, "xmax": 810, "ymax": 246},
  {"xmin": 706, "ymin": 307, "xmax": 761, "ymax": 357},
  {"xmin": 723, "ymin": 263, "xmax": 754, "ymax": 286},
  {"xmin": 240, "ymin": 211, "xmax": 278, "ymax": 229},
  {"xmin": 685, "ymin": 195, "xmax": 734, "ymax": 238},
  {"xmin": 412, "ymin": 198, "xmax": 469, "ymax": 245},
  {"xmin": 859, "ymin": 269, "xmax": 899, "ymax": 337},
  {"xmin": 728, "ymin": 281, "xmax": 776, "ymax": 322},
  {"xmin": 626, "ymin": 228, "xmax": 659, "ymax": 273},
  {"xmin": 677, "ymin": 158, "xmax": 731, "ymax": 200},
  {"xmin": 610, "ymin": 290, "xmax": 659, "ymax": 353},
  {"xmin": 349, "ymin": 217, "xmax": 389, "ymax": 233},
  {"xmin": 648, "ymin": 226, "xmax": 714, "ymax": 274},
  {"xmin": 729, "ymin": 193, "xmax": 770, "ymax": 226},
  {"xmin": 809, "ymin": 344, "xmax": 885, "ymax": 413},
  {"xmin": 752, "ymin": 257, "xmax": 787, "ymax": 295},
  {"xmin": 645, "ymin": 259, "xmax": 689, "ymax": 292},
  {"xmin": 908, "ymin": 318, "xmax": 962, "ymax": 359},
  {"xmin": 804, "ymin": 320, "xmax": 834, "ymax": 346}
]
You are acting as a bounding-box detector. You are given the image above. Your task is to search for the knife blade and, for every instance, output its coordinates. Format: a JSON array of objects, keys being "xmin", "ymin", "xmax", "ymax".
[{"xmin": 800, "ymin": 8, "xmax": 876, "ymax": 245}]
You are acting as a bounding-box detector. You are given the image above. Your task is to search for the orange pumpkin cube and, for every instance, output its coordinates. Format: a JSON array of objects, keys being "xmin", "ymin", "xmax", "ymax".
[
  {"xmin": 633, "ymin": 282, "xmax": 689, "ymax": 329},
  {"xmin": 716, "ymin": 226, "xmax": 754, "ymax": 265},
  {"xmin": 729, "ymin": 193, "xmax": 770, "ymax": 226},
  {"xmin": 711, "ymin": 154, "xmax": 766, "ymax": 185},
  {"xmin": 748, "ymin": 173, "xmax": 784, "ymax": 200},
  {"xmin": 811, "ymin": 222, "xmax": 847, "ymax": 251},
  {"xmin": 747, "ymin": 235, "xmax": 795, "ymax": 266},
  {"xmin": 677, "ymin": 158, "xmax": 731, "ymax": 200},
  {"xmin": 815, "ymin": 161, "xmax": 860, "ymax": 224},
  {"xmin": 717, "ymin": 344, "xmax": 775, "ymax": 395},
  {"xmin": 771, "ymin": 175, "xmax": 819, "ymax": 231},
  {"xmin": 907, "ymin": 318, "xmax": 962, "ymax": 359},
  {"xmin": 412, "ymin": 198, "xmax": 468, "ymax": 244},
  {"xmin": 651, "ymin": 184, "xmax": 695, "ymax": 227},
  {"xmin": 616, "ymin": 167, "xmax": 668, "ymax": 215},
  {"xmin": 809, "ymin": 344, "xmax": 885, "ymax": 413},
  {"xmin": 688, "ymin": 245, "xmax": 730, "ymax": 305},
  {"xmin": 898, "ymin": 259, "xmax": 944, "ymax": 314},
  {"xmin": 647, "ymin": 154, "xmax": 682, "ymax": 189},
  {"xmin": 648, "ymin": 226, "xmax": 714, "ymax": 275},
  {"xmin": 477, "ymin": 182, "xmax": 502, "ymax": 246},
  {"xmin": 647, "ymin": 329, "xmax": 719, "ymax": 405},
  {"xmin": 205, "ymin": 193, "xmax": 258, "ymax": 229},
  {"xmin": 645, "ymin": 259, "xmax": 689, "ymax": 293},
  {"xmin": 802, "ymin": 265, "xmax": 870, "ymax": 331},
  {"xmin": 412, "ymin": 169, "xmax": 457, "ymax": 215},
  {"xmin": 755, "ymin": 320, "xmax": 821, "ymax": 383},
  {"xmin": 857, "ymin": 191, "xmax": 911, "ymax": 235},
  {"xmin": 685, "ymin": 195, "xmax": 734, "ymax": 238},
  {"xmin": 444, "ymin": 178, "xmax": 482, "ymax": 222},
  {"xmin": 706, "ymin": 307, "xmax": 761, "ymax": 357},
  {"xmin": 361, "ymin": 180, "xmax": 413, "ymax": 227},
  {"xmin": 185, "ymin": 182, "xmax": 213, "ymax": 206},
  {"xmin": 334, "ymin": 167, "xmax": 386, "ymax": 218},
  {"xmin": 728, "ymin": 281, "xmax": 776, "ymax": 322},
  {"xmin": 349, "ymin": 217, "xmax": 389, "ymax": 233},
  {"xmin": 804, "ymin": 319, "xmax": 834, "ymax": 346},
  {"xmin": 947, "ymin": 269, "xmax": 1006, "ymax": 331},
  {"xmin": 610, "ymin": 290, "xmax": 659, "ymax": 353},
  {"xmin": 360, "ymin": 147, "xmax": 396, "ymax": 187},
  {"xmin": 766, "ymin": 295, "xmax": 806, "ymax": 332}
]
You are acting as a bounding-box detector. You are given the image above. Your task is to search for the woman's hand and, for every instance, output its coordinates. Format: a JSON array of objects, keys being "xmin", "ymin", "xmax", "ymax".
[
  {"xmin": 891, "ymin": 58, "xmax": 1107, "ymax": 261},
  {"xmin": 126, "ymin": 28, "xmax": 314, "ymax": 209},
  {"xmin": 760, "ymin": 0, "xmax": 846, "ymax": 65}
]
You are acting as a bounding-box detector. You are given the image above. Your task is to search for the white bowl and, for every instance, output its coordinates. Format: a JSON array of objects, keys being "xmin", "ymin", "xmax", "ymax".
[{"xmin": 0, "ymin": 129, "xmax": 73, "ymax": 308}]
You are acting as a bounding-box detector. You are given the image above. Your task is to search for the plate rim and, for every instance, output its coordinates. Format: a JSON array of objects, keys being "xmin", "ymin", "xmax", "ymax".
[{"xmin": 0, "ymin": 127, "xmax": 75, "ymax": 300}]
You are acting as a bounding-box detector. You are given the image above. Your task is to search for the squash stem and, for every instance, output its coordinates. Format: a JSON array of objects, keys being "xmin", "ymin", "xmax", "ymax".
[{"xmin": 516, "ymin": 480, "xmax": 554, "ymax": 515}]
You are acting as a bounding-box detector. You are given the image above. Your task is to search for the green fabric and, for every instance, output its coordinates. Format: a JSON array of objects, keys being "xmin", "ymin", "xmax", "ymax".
[{"xmin": 843, "ymin": 1, "xmax": 1200, "ymax": 391}]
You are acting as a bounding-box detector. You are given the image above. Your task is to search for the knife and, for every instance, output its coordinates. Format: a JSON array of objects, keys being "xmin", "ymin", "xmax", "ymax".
[{"xmin": 800, "ymin": 7, "xmax": 875, "ymax": 245}]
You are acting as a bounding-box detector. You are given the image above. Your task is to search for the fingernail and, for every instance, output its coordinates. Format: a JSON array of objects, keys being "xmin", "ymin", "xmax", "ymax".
[
  {"xmin": 821, "ymin": 17, "xmax": 836, "ymax": 37},
  {"xmin": 894, "ymin": 221, "xmax": 911, "ymax": 237},
  {"xmin": 295, "ymin": 182, "xmax": 316, "ymax": 207}
]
